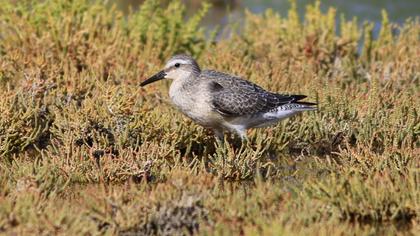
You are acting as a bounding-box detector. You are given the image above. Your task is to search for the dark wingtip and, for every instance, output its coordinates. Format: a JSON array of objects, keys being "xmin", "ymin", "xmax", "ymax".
[
  {"xmin": 291, "ymin": 95, "xmax": 307, "ymax": 101},
  {"xmin": 296, "ymin": 101, "xmax": 317, "ymax": 106},
  {"xmin": 291, "ymin": 95, "xmax": 317, "ymax": 106}
]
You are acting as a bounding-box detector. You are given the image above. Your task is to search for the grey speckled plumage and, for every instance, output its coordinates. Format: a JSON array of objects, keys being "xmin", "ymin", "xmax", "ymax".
[{"xmin": 140, "ymin": 54, "xmax": 317, "ymax": 140}]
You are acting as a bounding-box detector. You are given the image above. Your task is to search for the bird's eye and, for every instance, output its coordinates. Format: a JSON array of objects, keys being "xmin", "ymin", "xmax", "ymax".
[{"xmin": 174, "ymin": 63, "xmax": 180, "ymax": 68}]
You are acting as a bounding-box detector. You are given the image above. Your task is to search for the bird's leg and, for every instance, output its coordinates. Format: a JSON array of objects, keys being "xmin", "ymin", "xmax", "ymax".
[
  {"xmin": 239, "ymin": 132, "xmax": 248, "ymax": 142},
  {"xmin": 235, "ymin": 128, "xmax": 250, "ymax": 148},
  {"xmin": 213, "ymin": 128, "xmax": 226, "ymax": 180},
  {"xmin": 213, "ymin": 129, "xmax": 224, "ymax": 144}
]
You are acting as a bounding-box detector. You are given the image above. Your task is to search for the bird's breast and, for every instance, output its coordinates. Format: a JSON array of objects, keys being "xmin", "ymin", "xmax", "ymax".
[{"xmin": 169, "ymin": 81, "xmax": 222, "ymax": 127}]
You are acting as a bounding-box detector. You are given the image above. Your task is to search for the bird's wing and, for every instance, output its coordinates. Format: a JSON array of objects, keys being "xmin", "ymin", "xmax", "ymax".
[{"xmin": 202, "ymin": 70, "xmax": 307, "ymax": 117}]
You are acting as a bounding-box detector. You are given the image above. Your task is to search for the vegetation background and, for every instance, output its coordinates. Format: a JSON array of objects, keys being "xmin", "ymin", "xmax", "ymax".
[{"xmin": 0, "ymin": 0, "xmax": 418, "ymax": 235}]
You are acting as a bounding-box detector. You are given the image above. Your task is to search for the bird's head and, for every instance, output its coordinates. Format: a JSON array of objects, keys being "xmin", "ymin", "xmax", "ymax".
[{"xmin": 140, "ymin": 54, "xmax": 201, "ymax": 87}]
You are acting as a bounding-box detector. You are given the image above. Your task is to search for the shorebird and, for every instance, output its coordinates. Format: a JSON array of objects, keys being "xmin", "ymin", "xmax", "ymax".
[{"xmin": 140, "ymin": 55, "xmax": 316, "ymax": 140}]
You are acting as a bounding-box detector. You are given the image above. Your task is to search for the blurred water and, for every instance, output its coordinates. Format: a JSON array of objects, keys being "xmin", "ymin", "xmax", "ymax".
[{"xmin": 115, "ymin": 0, "xmax": 420, "ymax": 36}]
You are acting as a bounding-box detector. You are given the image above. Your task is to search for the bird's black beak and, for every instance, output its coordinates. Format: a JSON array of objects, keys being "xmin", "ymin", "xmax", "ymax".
[{"xmin": 140, "ymin": 70, "xmax": 167, "ymax": 87}]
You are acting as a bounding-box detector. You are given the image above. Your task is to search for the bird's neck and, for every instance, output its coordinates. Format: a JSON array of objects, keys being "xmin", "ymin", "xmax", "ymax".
[{"xmin": 169, "ymin": 74, "xmax": 196, "ymax": 96}]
